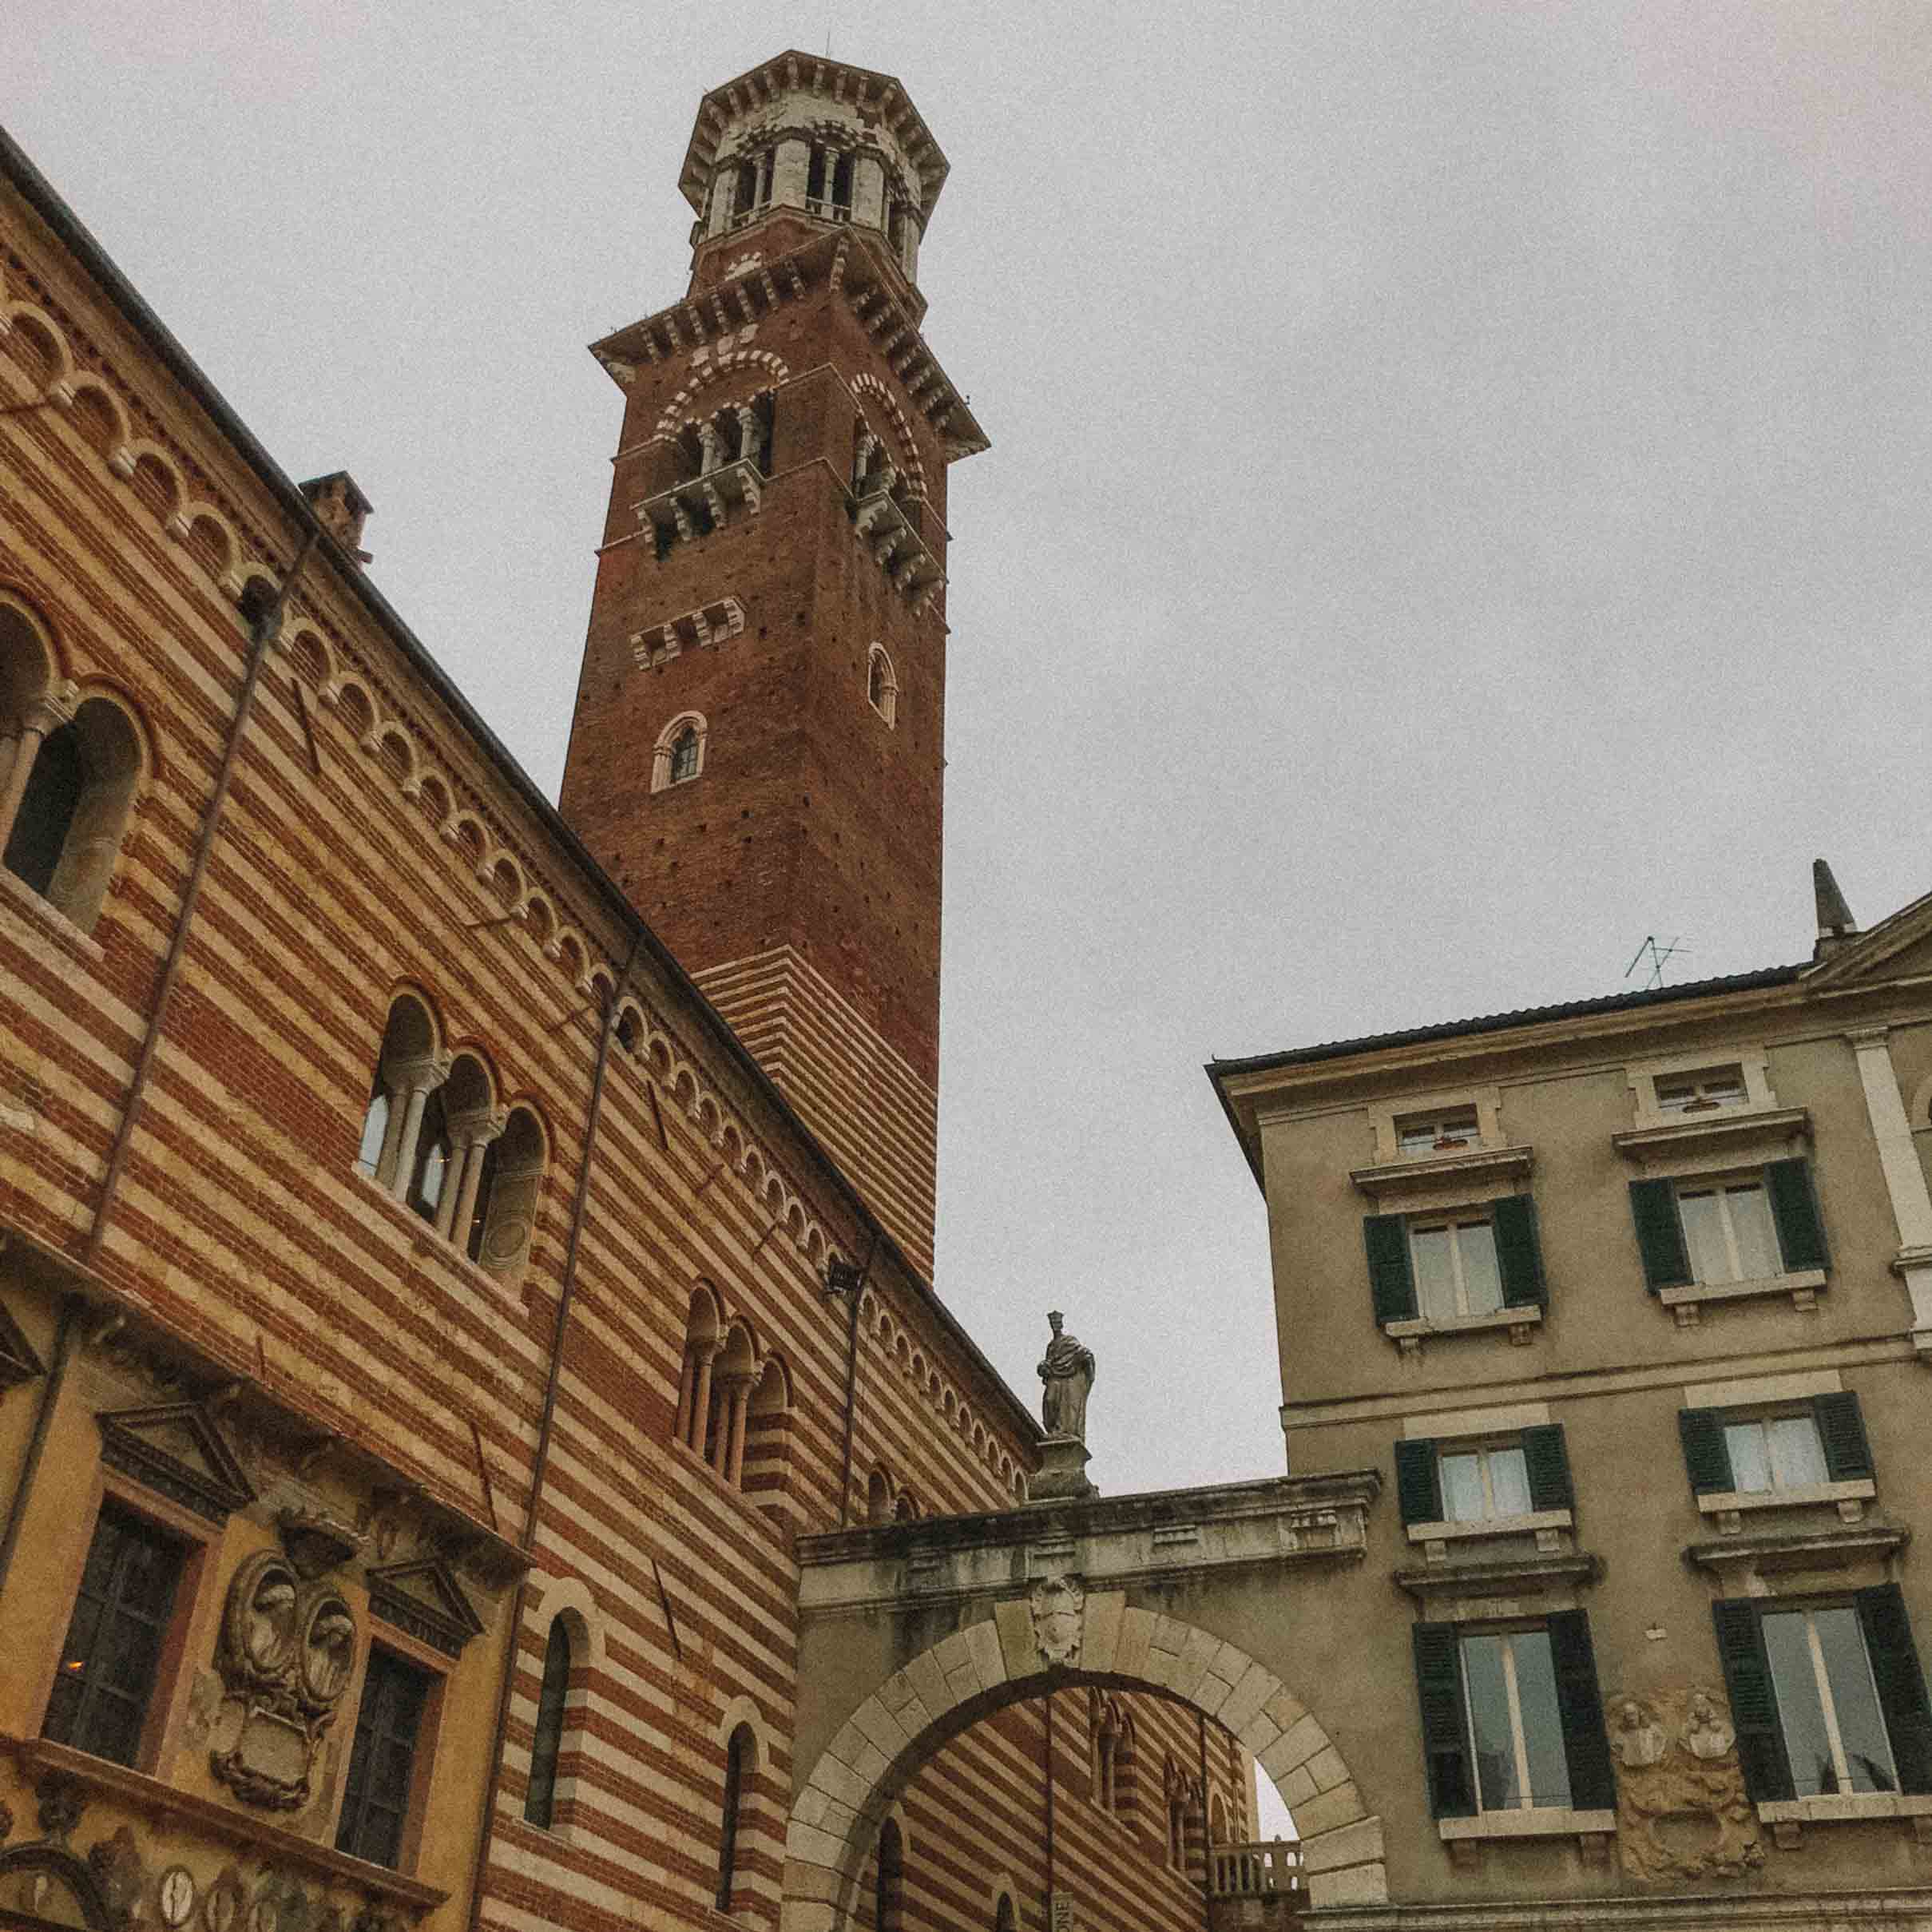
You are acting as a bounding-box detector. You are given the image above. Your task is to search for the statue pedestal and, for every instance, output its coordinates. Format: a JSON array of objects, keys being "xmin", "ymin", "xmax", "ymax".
[{"xmin": 1028, "ymin": 1434, "xmax": 1095, "ymax": 1502}]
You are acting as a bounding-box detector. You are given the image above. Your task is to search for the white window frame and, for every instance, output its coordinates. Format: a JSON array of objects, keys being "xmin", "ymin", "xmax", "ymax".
[
  {"xmin": 1438, "ymin": 1441, "xmax": 1533, "ymax": 1525},
  {"xmin": 1721, "ymin": 1409, "xmax": 1828, "ymax": 1498},
  {"xmin": 867, "ymin": 645, "xmax": 898, "ymax": 728},
  {"xmin": 1655, "ymin": 1065, "xmax": 1749, "ymax": 1115},
  {"xmin": 1626, "ymin": 1048, "xmax": 1777, "ymax": 1129},
  {"xmin": 1458, "ymin": 1625, "xmax": 1568, "ymax": 1815},
  {"xmin": 1673, "ymin": 1172, "xmax": 1779, "ymax": 1286},
  {"xmin": 1409, "ymin": 1212, "xmax": 1503, "ymax": 1321},
  {"xmin": 650, "ymin": 712, "xmax": 708, "ymax": 793},
  {"xmin": 1763, "ymin": 1602, "xmax": 1899, "ymax": 1800},
  {"xmin": 1397, "ymin": 1107, "xmax": 1481, "ymax": 1157}
]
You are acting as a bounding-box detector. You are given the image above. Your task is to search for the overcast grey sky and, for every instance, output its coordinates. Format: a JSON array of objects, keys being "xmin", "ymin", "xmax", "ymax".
[{"xmin": 14, "ymin": 3, "xmax": 1932, "ymax": 1508}]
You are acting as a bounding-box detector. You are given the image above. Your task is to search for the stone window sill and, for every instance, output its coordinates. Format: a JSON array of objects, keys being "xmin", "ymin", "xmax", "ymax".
[
  {"xmin": 1613, "ymin": 1105, "xmax": 1810, "ymax": 1162},
  {"xmin": 1687, "ymin": 1523, "xmax": 1906, "ymax": 1579},
  {"xmin": 1439, "ymin": 1806, "xmax": 1616, "ymax": 1861},
  {"xmin": 1697, "ymin": 1479, "xmax": 1874, "ymax": 1535},
  {"xmin": 1351, "ymin": 1144, "xmax": 1533, "ymax": 1200},
  {"xmin": 1407, "ymin": 1509, "xmax": 1572, "ymax": 1563},
  {"xmin": 0, "ymin": 863, "xmax": 105, "ymax": 961},
  {"xmin": 1756, "ymin": 1791, "xmax": 1932, "ymax": 1847},
  {"xmin": 1385, "ymin": 1304, "xmax": 1542, "ymax": 1355},
  {"xmin": 1660, "ymin": 1268, "xmax": 1827, "ymax": 1325}
]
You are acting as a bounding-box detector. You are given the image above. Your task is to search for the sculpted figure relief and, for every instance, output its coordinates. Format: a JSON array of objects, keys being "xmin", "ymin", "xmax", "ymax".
[
  {"xmin": 1609, "ymin": 1688, "xmax": 1761, "ymax": 1885},
  {"xmin": 1037, "ymin": 1312, "xmax": 1096, "ymax": 1442}
]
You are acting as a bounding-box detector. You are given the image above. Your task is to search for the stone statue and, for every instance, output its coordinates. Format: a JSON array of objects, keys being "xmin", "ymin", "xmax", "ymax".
[
  {"xmin": 1037, "ymin": 1312, "xmax": 1095, "ymax": 1442},
  {"xmin": 1609, "ymin": 1697, "xmax": 1667, "ymax": 1769}
]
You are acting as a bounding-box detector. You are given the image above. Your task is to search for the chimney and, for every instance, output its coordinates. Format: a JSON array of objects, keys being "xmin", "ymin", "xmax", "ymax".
[
  {"xmin": 299, "ymin": 471, "xmax": 373, "ymax": 566},
  {"xmin": 1813, "ymin": 858, "xmax": 1858, "ymax": 960}
]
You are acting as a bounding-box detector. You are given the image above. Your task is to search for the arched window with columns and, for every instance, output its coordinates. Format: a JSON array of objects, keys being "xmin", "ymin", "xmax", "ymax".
[
  {"xmin": 742, "ymin": 1355, "xmax": 795, "ymax": 1508},
  {"xmin": 0, "ymin": 598, "xmax": 143, "ymax": 932},
  {"xmin": 356, "ymin": 994, "xmax": 444, "ymax": 1194},
  {"xmin": 653, "ymin": 712, "xmax": 708, "ymax": 792},
  {"xmin": 673, "ymin": 1285, "xmax": 724, "ymax": 1456},
  {"xmin": 470, "ymin": 1105, "xmax": 545, "ymax": 1276}
]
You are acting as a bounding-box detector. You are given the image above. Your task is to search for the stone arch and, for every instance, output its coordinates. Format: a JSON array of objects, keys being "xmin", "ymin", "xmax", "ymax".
[
  {"xmin": 0, "ymin": 1844, "xmax": 113, "ymax": 1930},
  {"xmin": 781, "ymin": 1600, "xmax": 1383, "ymax": 1929},
  {"xmin": 1, "ymin": 303, "xmax": 72, "ymax": 390},
  {"xmin": 65, "ymin": 377, "xmax": 129, "ymax": 456},
  {"xmin": 651, "ymin": 347, "xmax": 793, "ymax": 441},
  {"xmin": 851, "ymin": 372, "xmax": 926, "ymax": 498}
]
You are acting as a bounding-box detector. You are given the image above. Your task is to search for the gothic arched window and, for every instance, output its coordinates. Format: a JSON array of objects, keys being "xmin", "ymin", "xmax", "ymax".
[
  {"xmin": 523, "ymin": 1617, "xmax": 572, "ymax": 1828},
  {"xmin": 867, "ymin": 645, "xmax": 898, "ymax": 728},
  {"xmin": 717, "ymin": 1723, "xmax": 754, "ymax": 1910},
  {"xmin": 653, "ymin": 712, "xmax": 708, "ymax": 792}
]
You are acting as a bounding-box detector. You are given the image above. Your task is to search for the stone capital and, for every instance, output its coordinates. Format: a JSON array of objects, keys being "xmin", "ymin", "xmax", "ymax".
[{"xmin": 24, "ymin": 680, "xmax": 81, "ymax": 733}]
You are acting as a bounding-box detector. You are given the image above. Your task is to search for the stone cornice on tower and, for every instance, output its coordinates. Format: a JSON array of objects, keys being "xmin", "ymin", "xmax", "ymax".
[
  {"xmin": 677, "ymin": 50, "xmax": 950, "ymax": 224},
  {"xmin": 588, "ymin": 230, "xmax": 989, "ymax": 459}
]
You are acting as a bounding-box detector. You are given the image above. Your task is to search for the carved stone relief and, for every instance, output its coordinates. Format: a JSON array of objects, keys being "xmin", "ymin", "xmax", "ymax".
[
  {"xmin": 1609, "ymin": 1687, "xmax": 1763, "ymax": 1884},
  {"xmin": 208, "ymin": 1548, "xmax": 358, "ymax": 1811},
  {"xmin": 1030, "ymin": 1575, "xmax": 1085, "ymax": 1668}
]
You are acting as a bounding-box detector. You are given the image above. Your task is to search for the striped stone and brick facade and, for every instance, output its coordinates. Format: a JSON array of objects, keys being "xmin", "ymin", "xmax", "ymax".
[{"xmin": 0, "ymin": 52, "xmax": 1256, "ymax": 1932}]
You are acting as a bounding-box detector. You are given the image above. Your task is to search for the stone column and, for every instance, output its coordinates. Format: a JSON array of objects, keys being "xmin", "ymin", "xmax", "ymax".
[
  {"xmin": 852, "ymin": 153, "xmax": 886, "ymax": 229},
  {"xmin": 696, "ymin": 420, "xmax": 724, "ymax": 475},
  {"xmin": 902, "ymin": 216, "xmax": 920, "ymax": 283},
  {"xmin": 687, "ymin": 1342, "xmax": 720, "ymax": 1454},
  {"xmin": 720, "ymin": 1371, "xmax": 755, "ymax": 1484},
  {"xmin": 772, "ymin": 136, "xmax": 811, "ymax": 210},
  {"xmin": 1848, "ymin": 1027, "xmax": 1932, "ymax": 1343},
  {"xmin": 673, "ymin": 1348, "xmax": 700, "ymax": 1447},
  {"xmin": 708, "ymin": 168, "xmax": 734, "ymax": 238},
  {"xmin": 383, "ymin": 1054, "xmax": 447, "ymax": 1202},
  {"xmin": 0, "ymin": 685, "xmax": 77, "ymax": 850},
  {"xmin": 736, "ymin": 403, "xmax": 761, "ymax": 471},
  {"xmin": 441, "ymin": 1113, "xmax": 504, "ymax": 1246}
]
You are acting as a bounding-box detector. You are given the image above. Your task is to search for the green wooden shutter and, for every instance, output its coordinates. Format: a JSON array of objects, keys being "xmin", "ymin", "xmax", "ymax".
[
  {"xmin": 1394, "ymin": 1440, "xmax": 1442, "ymax": 1526},
  {"xmin": 1676, "ymin": 1409, "xmax": 1735, "ymax": 1495},
  {"xmin": 1493, "ymin": 1195, "xmax": 1547, "ymax": 1310},
  {"xmin": 1365, "ymin": 1215, "xmax": 1418, "ymax": 1323},
  {"xmin": 1546, "ymin": 1609, "xmax": 1614, "ymax": 1810},
  {"xmin": 1521, "ymin": 1424, "xmax": 1573, "ymax": 1511},
  {"xmin": 1711, "ymin": 1601, "xmax": 1794, "ymax": 1800},
  {"xmin": 1629, "ymin": 1179, "xmax": 1692, "ymax": 1291},
  {"xmin": 1410, "ymin": 1624, "xmax": 1475, "ymax": 1818},
  {"xmin": 1856, "ymin": 1584, "xmax": 1932, "ymax": 1793},
  {"xmin": 1766, "ymin": 1159, "xmax": 1830, "ymax": 1272},
  {"xmin": 1814, "ymin": 1392, "xmax": 1873, "ymax": 1482}
]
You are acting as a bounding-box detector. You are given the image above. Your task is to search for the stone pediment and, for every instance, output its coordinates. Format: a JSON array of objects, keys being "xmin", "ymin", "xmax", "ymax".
[
  {"xmin": 0, "ymin": 1295, "xmax": 45, "ymax": 1390},
  {"xmin": 97, "ymin": 1400, "xmax": 256, "ymax": 1521},
  {"xmin": 366, "ymin": 1557, "xmax": 484, "ymax": 1656},
  {"xmin": 1806, "ymin": 895, "xmax": 1932, "ymax": 990}
]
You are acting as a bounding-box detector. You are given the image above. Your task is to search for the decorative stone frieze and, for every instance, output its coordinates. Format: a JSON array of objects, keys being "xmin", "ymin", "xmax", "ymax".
[{"xmin": 1608, "ymin": 1687, "xmax": 1761, "ymax": 1883}]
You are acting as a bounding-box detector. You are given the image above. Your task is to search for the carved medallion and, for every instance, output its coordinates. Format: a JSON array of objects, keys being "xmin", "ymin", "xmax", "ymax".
[
  {"xmin": 1609, "ymin": 1688, "xmax": 1762, "ymax": 1884},
  {"xmin": 208, "ymin": 1550, "xmax": 358, "ymax": 1811},
  {"xmin": 1029, "ymin": 1575, "xmax": 1085, "ymax": 1668}
]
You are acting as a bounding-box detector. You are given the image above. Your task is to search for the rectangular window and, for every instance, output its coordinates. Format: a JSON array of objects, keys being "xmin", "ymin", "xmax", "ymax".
[
  {"xmin": 42, "ymin": 1501, "xmax": 184, "ymax": 1767},
  {"xmin": 1439, "ymin": 1445, "xmax": 1532, "ymax": 1524},
  {"xmin": 1676, "ymin": 1179, "xmax": 1781, "ymax": 1284},
  {"xmin": 1655, "ymin": 1065, "xmax": 1748, "ymax": 1113},
  {"xmin": 1411, "ymin": 1216, "xmax": 1502, "ymax": 1320},
  {"xmin": 1459, "ymin": 1629, "xmax": 1573, "ymax": 1811},
  {"xmin": 1723, "ymin": 1414, "xmax": 1829, "ymax": 1495},
  {"xmin": 1762, "ymin": 1606, "xmax": 1898, "ymax": 1797},
  {"xmin": 336, "ymin": 1647, "xmax": 433, "ymax": 1869},
  {"xmin": 1397, "ymin": 1108, "xmax": 1480, "ymax": 1156}
]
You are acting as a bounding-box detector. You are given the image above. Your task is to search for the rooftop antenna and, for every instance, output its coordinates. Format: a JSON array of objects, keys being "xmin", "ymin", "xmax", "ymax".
[{"xmin": 1625, "ymin": 935, "xmax": 1689, "ymax": 992}]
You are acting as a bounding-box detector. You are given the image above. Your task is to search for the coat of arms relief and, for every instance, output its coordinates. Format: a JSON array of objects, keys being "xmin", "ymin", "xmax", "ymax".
[
  {"xmin": 1029, "ymin": 1576, "xmax": 1085, "ymax": 1668},
  {"xmin": 1609, "ymin": 1688, "xmax": 1762, "ymax": 1883}
]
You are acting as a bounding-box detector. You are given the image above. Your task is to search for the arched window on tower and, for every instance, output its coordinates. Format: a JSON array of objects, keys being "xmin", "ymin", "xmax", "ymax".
[
  {"xmin": 867, "ymin": 645, "xmax": 898, "ymax": 728},
  {"xmin": 717, "ymin": 1722, "xmax": 754, "ymax": 1910},
  {"xmin": 875, "ymin": 1818, "xmax": 904, "ymax": 1932},
  {"xmin": 831, "ymin": 150, "xmax": 855, "ymax": 216},
  {"xmin": 653, "ymin": 713, "xmax": 708, "ymax": 792},
  {"xmin": 523, "ymin": 1616, "xmax": 573, "ymax": 1828}
]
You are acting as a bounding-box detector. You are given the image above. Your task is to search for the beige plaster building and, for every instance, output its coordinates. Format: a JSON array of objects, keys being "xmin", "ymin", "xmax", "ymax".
[{"xmin": 1209, "ymin": 865, "xmax": 1932, "ymax": 1923}]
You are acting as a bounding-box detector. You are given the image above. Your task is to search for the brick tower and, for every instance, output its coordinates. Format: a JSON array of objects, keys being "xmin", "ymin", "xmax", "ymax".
[{"xmin": 560, "ymin": 53, "xmax": 985, "ymax": 1275}]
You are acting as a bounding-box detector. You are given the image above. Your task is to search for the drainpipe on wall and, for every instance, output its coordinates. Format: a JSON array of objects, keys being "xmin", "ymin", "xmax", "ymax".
[
  {"xmin": 462, "ymin": 933, "xmax": 640, "ymax": 1932},
  {"xmin": 1044, "ymin": 1692, "xmax": 1057, "ymax": 1909},
  {"xmin": 84, "ymin": 529, "xmax": 317, "ymax": 1266},
  {"xmin": 1197, "ymin": 1708, "xmax": 1213, "ymax": 1929},
  {"xmin": 831, "ymin": 1232, "xmax": 877, "ymax": 1527}
]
